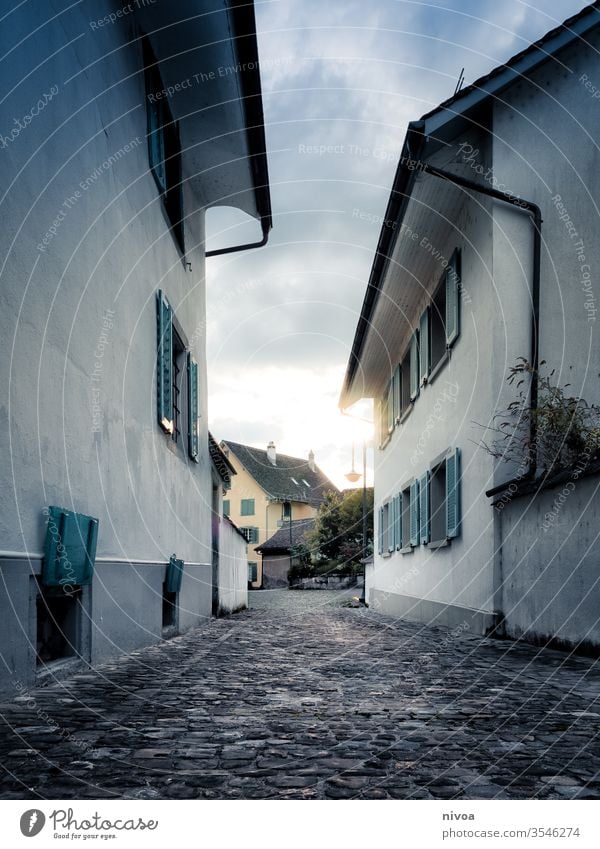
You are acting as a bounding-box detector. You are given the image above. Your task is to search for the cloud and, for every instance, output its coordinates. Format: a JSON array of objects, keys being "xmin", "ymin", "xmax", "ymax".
[{"xmin": 207, "ymin": 0, "xmax": 590, "ymax": 487}]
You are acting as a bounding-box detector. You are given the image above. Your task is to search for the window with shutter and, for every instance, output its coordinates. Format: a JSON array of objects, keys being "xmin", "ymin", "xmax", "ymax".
[
  {"xmin": 387, "ymin": 381, "xmax": 394, "ymax": 434},
  {"xmin": 409, "ymin": 479, "xmax": 420, "ymax": 546},
  {"xmin": 223, "ymin": 500, "xmax": 230, "ymax": 517},
  {"xmin": 393, "ymin": 364, "xmax": 401, "ymax": 422},
  {"xmin": 446, "ymin": 249, "xmax": 461, "ymax": 346},
  {"xmin": 446, "ymin": 448, "xmax": 461, "ymax": 538},
  {"xmin": 410, "ymin": 331, "xmax": 419, "ymax": 400},
  {"xmin": 241, "ymin": 499, "xmax": 255, "ymax": 516},
  {"xmin": 400, "ymin": 486, "xmax": 410, "ymax": 548},
  {"xmin": 187, "ymin": 354, "xmax": 199, "ymax": 461},
  {"xmin": 419, "ymin": 471, "xmax": 430, "ymax": 544},
  {"xmin": 394, "ymin": 493, "xmax": 402, "ymax": 550},
  {"xmin": 419, "ymin": 308, "xmax": 430, "ymax": 385},
  {"xmin": 378, "ymin": 506, "xmax": 384, "ymax": 554},
  {"xmin": 156, "ymin": 290, "xmax": 173, "ymax": 433}
]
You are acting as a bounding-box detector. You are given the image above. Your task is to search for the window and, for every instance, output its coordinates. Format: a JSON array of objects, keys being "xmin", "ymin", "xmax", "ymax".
[
  {"xmin": 419, "ymin": 308, "xmax": 430, "ymax": 386},
  {"xmin": 431, "ymin": 277, "xmax": 447, "ymax": 371},
  {"xmin": 400, "ymin": 348, "xmax": 411, "ymax": 413},
  {"xmin": 223, "ymin": 500, "xmax": 230, "ymax": 517},
  {"xmin": 282, "ymin": 502, "xmax": 291, "ymax": 519},
  {"xmin": 241, "ymin": 498, "xmax": 255, "ymax": 516},
  {"xmin": 248, "ymin": 562, "xmax": 258, "ymax": 583},
  {"xmin": 143, "ymin": 37, "xmax": 184, "ymax": 254},
  {"xmin": 418, "ymin": 448, "xmax": 462, "ymax": 545},
  {"xmin": 171, "ymin": 327, "xmax": 185, "ymax": 445},
  {"xmin": 301, "ymin": 479, "xmax": 311, "ymax": 487},
  {"xmin": 400, "ymin": 486, "xmax": 411, "ymax": 548},
  {"xmin": 290, "ymin": 477, "xmax": 299, "ymax": 485},
  {"xmin": 430, "ymin": 461, "xmax": 447, "ymax": 542},
  {"xmin": 241, "ymin": 527, "xmax": 259, "ymax": 544},
  {"xmin": 156, "ymin": 290, "xmax": 199, "ymax": 460}
]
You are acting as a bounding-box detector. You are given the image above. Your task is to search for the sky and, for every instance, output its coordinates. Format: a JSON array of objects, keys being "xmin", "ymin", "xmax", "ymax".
[{"xmin": 205, "ymin": 0, "xmax": 589, "ymax": 490}]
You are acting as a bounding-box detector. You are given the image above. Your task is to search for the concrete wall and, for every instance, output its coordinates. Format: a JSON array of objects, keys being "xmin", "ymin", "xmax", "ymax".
[
  {"xmin": 218, "ymin": 519, "xmax": 248, "ymax": 614},
  {"xmin": 0, "ymin": 2, "xmax": 214, "ymax": 693},
  {"xmin": 498, "ymin": 475, "xmax": 600, "ymax": 652}
]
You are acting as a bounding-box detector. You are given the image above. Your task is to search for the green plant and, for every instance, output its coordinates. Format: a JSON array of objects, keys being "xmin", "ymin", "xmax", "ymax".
[{"xmin": 478, "ymin": 358, "xmax": 600, "ymax": 473}]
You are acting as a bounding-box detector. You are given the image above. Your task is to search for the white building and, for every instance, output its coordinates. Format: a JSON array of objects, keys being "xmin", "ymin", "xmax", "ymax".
[
  {"xmin": 340, "ymin": 4, "xmax": 600, "ymax": 653},
  {"xmin": 0, "ymin": 1, "xmax": 270, "ymax": 693}
]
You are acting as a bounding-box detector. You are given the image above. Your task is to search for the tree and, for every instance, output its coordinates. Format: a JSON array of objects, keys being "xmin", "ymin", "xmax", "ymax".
[{"xmin": 309, "ymin": 487, "xmax": 374, "ymax": 564}]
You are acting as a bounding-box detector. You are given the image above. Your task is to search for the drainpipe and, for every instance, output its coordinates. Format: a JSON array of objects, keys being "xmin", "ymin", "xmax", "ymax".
[
  {"xmin": 417, "ymin": 161, "xmax": 542, "ymax": 497},
  {"xmin": 206, "ymin": 217, "xmax": 270, "ymax": 258}
]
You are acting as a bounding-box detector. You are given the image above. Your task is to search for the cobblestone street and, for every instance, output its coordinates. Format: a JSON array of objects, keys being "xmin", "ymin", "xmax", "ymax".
[{"xmin": 1, "ymin": 590, "xmax": 599, "ymax": 800}]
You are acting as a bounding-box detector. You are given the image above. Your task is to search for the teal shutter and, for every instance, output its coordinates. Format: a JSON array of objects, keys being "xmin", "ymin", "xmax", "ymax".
[
  {"xmin": 446, "ymin": 249, "xmax": 461, "ymax": 345},
  {"xmin": 187, "ymin": 353, "xmax": 199, "ymax": 461},
  {"xmin": 409, "ymin": 479, "xmax": 420, "ymax": 546},
  {"xmin": 410, "ymin": 332, "xmax": 419, "ymax": 400},
  {"xmin": 419, "ymin": 471, "xmax": 430, "ymax": 544},
  {"xmin": 223, "ymin": 499, "xmax": 230, "ymax": 517},
  {"xmin": 156, "ymin": 290, "xmax": 173, "ymax": 432},
  {"xmin": 378, "ymin": 506, "xmax": 384, "ymax": 554},
  {"xmin": 446, "ymin": 448, "xmax": 462, "ymax": 538},
  {"xmin": 419, "ymin": 308, "xmax": 430, "ymax": 384}
]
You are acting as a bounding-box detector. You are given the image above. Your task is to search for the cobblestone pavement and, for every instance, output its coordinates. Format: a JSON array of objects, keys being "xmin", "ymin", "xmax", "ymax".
[{"xmin": 1, "ymin": 590, "xmax": 599, "ymax": 800}]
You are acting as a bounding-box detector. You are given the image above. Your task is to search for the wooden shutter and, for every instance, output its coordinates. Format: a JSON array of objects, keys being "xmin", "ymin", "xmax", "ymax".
[
  {"xmin": 409, "ymin": 479, "xmax": 420, "ymax": 546},
  {"xmin": 187, "ymin": 353, "xmax": 199, "ymax": 461},
  {"xmin": 156, "ymin": 290, "xmax": 173, "ymax": 433},
  {"xmin": 419, "ymin": 471, "xmax": 430, "ymax": 544},
  {"xmin": 410, "ymin": 332, "xmax": 419, "ymax": 400},
  {"xmin": 446, "ymin": 249, "xmax": 461, "ymax": 345},
  {"xmin": 446, "ymin": 448, "xmax": 461, "ymax": 538},
  {"xmin": 419, "ymin": 308, "xmax": 430, "ymax": 384}
]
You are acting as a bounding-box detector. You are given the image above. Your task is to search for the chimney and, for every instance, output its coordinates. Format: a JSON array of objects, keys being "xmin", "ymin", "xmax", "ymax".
[
  {"xmin": 308, "ymin": 449, "xmax": 315, "ymax": 472},
  {"xmin": 267, "ymin": 441, "xmax": 277, "ymax": 466}
]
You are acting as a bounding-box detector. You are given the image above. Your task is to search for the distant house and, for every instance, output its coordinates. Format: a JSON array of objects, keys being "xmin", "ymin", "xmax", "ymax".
[
  {"xmin": 220, "ymin": 441, "xmax": 338, "ymax": 587},
  {"xmin": 0, "ymin": 1, "xmax": 270, "ymax": 695},
  {"xmin": 256, "ymin": 518, "xmax": 316, "ymax": 588},
  {"xmin": 340, "ymin": 4, "xmax": 600, "ymax": 652}
]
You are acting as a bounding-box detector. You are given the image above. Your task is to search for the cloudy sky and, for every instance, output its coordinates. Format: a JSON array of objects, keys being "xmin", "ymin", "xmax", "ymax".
[{"xmin": 205, "ymin": 0, "xmax": 587, "ymax": 489}]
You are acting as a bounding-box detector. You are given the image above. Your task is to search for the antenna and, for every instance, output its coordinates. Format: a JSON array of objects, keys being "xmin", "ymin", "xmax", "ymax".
[{"xmin": 454, "ymin": 67, "xmax": 465, "ymax": 96}]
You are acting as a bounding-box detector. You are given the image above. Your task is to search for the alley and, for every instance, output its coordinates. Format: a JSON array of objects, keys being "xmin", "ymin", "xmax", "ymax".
[{"xmin": 0, "ymin": 591, "xmax": 599, "ymax": 800}]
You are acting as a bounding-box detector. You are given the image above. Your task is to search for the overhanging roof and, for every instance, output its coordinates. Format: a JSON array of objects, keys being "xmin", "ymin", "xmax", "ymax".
[
  {"xmin": 340, "ymin": 2, "xmax": 600, "ymax": 408},
  {"xmin": 136, "ymin": 0, "xmax": 271, "ymax": 232}
]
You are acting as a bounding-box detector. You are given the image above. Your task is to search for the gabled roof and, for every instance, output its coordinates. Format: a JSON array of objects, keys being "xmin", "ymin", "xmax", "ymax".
[
  {"xmin": 340, "ymin": 2, "xmax": 600, "ymax": 407},
  {"xmin": 209, "ymin": 432, "xmax": 237, "ymax": 489},
  {"xmin": 255, "ymin": 518, "xmax": 316, "ymax": 554},
  {"xmin": 221, "ymin": 440, "xmax": 338, "ymax": 506}
]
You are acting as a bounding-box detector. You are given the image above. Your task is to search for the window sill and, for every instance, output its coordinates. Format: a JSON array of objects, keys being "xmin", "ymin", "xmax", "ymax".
[
  {"xmin": 428, "ymin": 351, "xmax": 450, "ymax": 385},
  {"xmin": 428, "ymin": 538, "xmax": 450, "ymax": 550},
  {"xmin": 399, "ymin": 545, "xmax": 414, "ymax": 555}
]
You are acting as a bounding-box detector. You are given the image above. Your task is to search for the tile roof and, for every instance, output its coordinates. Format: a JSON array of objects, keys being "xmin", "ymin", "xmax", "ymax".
[
  {"xmin": 221, "ymin": 441, "xmax": 338, "ymax": 507},
  {"xmin": 255, "ymin": 518, "xmax": 316, "ymax": 554}
]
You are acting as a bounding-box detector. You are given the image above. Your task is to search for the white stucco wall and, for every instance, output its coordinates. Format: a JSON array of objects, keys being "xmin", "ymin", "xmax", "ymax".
[
  {"xmin": 370, "ymin": 133, "xmax": 499, "ymax": 630},
  {"xmin": 0, "ymin": 2, "xmax": 217, "ymax": 690},
  {"xmin": 218, "ymin": 519, "xmax": 248, "ymax": 614}
]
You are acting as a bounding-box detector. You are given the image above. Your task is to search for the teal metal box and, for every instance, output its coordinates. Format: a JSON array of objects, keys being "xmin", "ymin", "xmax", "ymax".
[{"xmin": 42, "ymin": 506, "xmax": 99, "ymax": 588}]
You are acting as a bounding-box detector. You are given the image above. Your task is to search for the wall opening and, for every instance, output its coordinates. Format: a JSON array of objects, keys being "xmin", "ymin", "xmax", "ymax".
[
  {"xmin": 162, "ymin": 585, "xmax": 178, "ymax": 631},
  {"xmin": 36, "ymin": 584, "xmax": 81, "ymax": 665}
]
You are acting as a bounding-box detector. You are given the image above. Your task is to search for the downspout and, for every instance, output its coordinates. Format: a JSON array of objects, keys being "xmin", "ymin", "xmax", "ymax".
[
  {"xmin": 206, "ymin": 216, "xmax": 270, "ymax": 258},
  {"xmin": 417, "ymin": 161, "xmax": 542, "ymax": 497}
]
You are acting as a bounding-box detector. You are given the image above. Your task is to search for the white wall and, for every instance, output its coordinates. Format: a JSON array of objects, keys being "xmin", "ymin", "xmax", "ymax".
[
  {"xmin": 218, "ymin": 519, "xmax": 248, "ymax": 614},
  {"xmin": 370, "ymin": 133, "xmax": 498, "ymax": 628},
  {"xmin": 0, "ymin": 1, "xmax": 215, "ymax": 690}
]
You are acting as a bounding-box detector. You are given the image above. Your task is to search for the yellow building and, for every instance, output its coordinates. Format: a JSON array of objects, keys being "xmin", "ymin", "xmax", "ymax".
[{"xmin": 219, "ymin": 441, "xmax": 338, "ymax": 588}]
